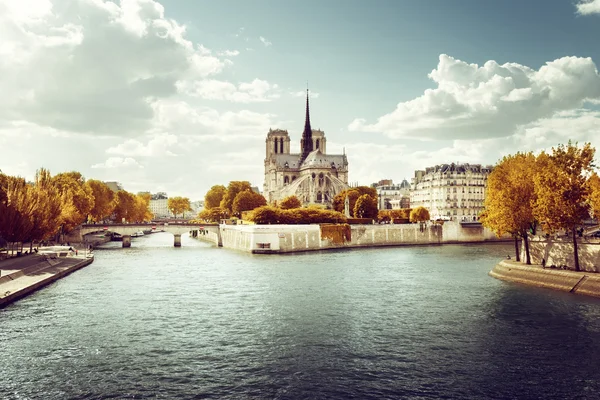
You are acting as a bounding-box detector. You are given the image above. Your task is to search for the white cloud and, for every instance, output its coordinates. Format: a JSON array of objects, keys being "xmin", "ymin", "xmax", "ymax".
[
  {"xmin": 259, "ymin": 36, "xmax": 272, "ymax": 47},
  {"xmin": 106, "ymin": 133, "xmax": 178, "ymax": 157},
  {"xmin": 290, "ymin": 91, "xmax": 320, "ymax": 99},
  {"xmin": 91, "ymin": 157, "xmax": 144, "ymax": 169},
  {"xmin": 217, "ymin": 49, "xmax": 240, "ymax": 57},
  {"xmin": 576, "ymin": 0, "xmax": 600, "ymax": 15},
  {"xmin": 177, "ymin": 79, "xmax": 280, "ymax": 102},
  {"xmin": 349, "ymin": 54, "xmax": 600, "ymax": 140},
  {"xmin": 0, "ymin": 0, "xmax": 230, "ymax": 135}
]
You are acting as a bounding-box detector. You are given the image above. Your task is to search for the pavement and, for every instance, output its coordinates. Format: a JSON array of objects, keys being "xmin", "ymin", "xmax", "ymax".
[{"xmin": 0, "ymin": 251, "xmax": 93, "ymax": 307}]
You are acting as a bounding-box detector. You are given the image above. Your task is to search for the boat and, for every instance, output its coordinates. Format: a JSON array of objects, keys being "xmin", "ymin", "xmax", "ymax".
[{"xmin": 131, "ymin": 231, "xmax": 145, "ymax": 237}]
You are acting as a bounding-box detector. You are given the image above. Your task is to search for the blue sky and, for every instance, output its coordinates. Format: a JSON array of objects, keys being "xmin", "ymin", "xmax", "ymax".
[{"xmin": 1, "ymin": 0, "xmax": 600, "ymax": 199}]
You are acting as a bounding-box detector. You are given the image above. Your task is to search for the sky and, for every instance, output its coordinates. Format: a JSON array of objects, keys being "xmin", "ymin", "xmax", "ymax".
[{"xmin": 2, "ymin": 0, "xmax": 600, "ymax": 200}]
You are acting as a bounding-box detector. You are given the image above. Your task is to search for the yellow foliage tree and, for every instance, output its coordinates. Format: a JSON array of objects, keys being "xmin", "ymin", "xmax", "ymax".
[
  {"xmin": 480, "ymin": 152, "xmax": 538, "ymax": 263},
  {"xmin": 279, "ymin": 195, "xmax": 302, "ymax": 210},
  {"xmin": 113, "ymin": 190, "xmax": 136, "ymax": 223},
  {"xmin": 220, "ymin": 181, "xmax": 252, "ymax": 212},
  {"xmin": 168, "ymin": 196, "xmax": 192, "ymax": 218},
  {"xmin": 533, "ymin": 142, "xmax": 595, "ymax": 271},
  {"xmin": 197, "ymin": 207, "xmax": 230, "ymax": 223},
  {"xmin": 30, "ymin": 168, "xmax": 63, "ymax": 244},
  {"xmin": 52, "ymin": 171, "xmax": 94, "ymax": 232},
  {"xmin": 86, "ymin": 179, "xmax": 115, "ymax": 222},
  {"xmin": 0, "ymin": 175, "xmax": 36, "ymax": 243},
  {"xmin": 205, "ymin": 185, "xmax": 227, "ymax": 209},
  {"xmin": 587, "ymin": 172, "xmax": 600, "ymax": 220},
  {"xmin": 354, "ymin": 194, "xmax": 378, "ymax": 219},
  {"xmin": 410, "ymin": 206, "xmax": 430, "ymax": 223},
  {"xmin": 333, "ymin": 186, "xmax": 377, "ymax": 214},
  {"xmin": 232, "ymin": 190, "xmax": 267, "ymax": 217}
]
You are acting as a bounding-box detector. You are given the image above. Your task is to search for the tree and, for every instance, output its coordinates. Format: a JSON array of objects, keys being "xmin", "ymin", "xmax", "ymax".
[
  {"xmin": 480, "ymin": 152, "xmax": 538, "ymax": 263},
  {"xmin": 205, "ymin": 185, "xmax": 227, "ymax": 209},
  {"xmin": 232, "ymin": 190, "xmax": 267, "ymax": 216},
  {"xmin": 113, "ymin": 190, "xmax": 136, "ymax": 222},
  {"xmin": 354, "ymin": 194, "xmax": 378, "ymax": 219},
  {"xmin": 588, "ymin": 172, "xmax": 600, "ymax": 220},
  {"xmin": 220, "ymin": 181, "xmax": 252, "ymax": 212},
  {"xmin": 168, "ymin": 196, "xmax": 192, "ymax": 218},
  {"xmin": 332, "ymin": 186, "xmax": 377, "ymax": 214},
  {"xmin": 279, "ymin": 195, "xmax": 302, "ymax": 210},
  {"xmin": 29, "ymin": 168, "xmax": 62, "ymax": 244},
  {"xmin": 86, "ymin": 179, "xmax": 115, "ymax": 222},
  {"xmin": 130, "ymin": 193, "xmax": 153, "ymax": 222},
  {"xmin": 533, "ymin": 142, "xmax": 595, "ymax": 271},
  {"xmin": 0, "ymin": 175, "xmax": 36, "ymax": 244},
  {"xmin": 410, "ymin": 206, "xmax": 430, "ymax": 223},
  {"xmin": 52, "ymin": 171, "xmax": 94, "ymax": 232},
  {"xmin": 197, "ymin": 207, "xmax": 230, "ymax": 223}
]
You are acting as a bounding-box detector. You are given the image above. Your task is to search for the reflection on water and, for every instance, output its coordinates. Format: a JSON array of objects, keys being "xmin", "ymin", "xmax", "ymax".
[{"xmin": 2, "ymin": 234, "xmax": 600, "ymax": 399}]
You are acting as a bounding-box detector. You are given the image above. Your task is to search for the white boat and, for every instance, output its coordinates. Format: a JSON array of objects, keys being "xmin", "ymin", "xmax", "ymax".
[{"xmin": 131, "ymin": 231, "xmax": 145, "ymax": 237}]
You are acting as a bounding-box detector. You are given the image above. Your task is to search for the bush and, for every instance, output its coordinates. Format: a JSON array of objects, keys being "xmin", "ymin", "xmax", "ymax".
[{"xmin": 248, "ymin": 206, "xmax": 347, "ymax": 224}]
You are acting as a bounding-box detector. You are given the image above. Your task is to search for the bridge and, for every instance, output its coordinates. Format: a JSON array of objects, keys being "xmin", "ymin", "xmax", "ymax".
[{"xmin": 80, "ymin": 223, "xmax": 220, "ymax": 247}]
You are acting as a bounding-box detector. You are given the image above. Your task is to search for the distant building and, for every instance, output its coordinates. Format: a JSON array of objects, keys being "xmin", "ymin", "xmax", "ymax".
[
  {"xmin": 190, "ymin": 200, "xmax": 204, "ymax": 216},
  {"xmin": 411, "ymin": 163, "xmax": 493, "ymax": 220},
  {"xmin": 149, "ymin": 194, "xmax": 170, "ymax": 219},
  {"xmin": 104, "ymin": 181, "xmax": 123, "ymax": 192},
  {"xmin": 376, "ymin": 179, "xmax": 410, "ymax": 210},
  {"xmin": 263, "ymin": 90, "xmax": 349, "ymax": 207}
]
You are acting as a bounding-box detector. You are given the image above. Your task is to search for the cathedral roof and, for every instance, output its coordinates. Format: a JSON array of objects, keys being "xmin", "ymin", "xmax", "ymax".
[{"xmin": 300, "ymin": 149, "xmax": 347, "ymax": 169}]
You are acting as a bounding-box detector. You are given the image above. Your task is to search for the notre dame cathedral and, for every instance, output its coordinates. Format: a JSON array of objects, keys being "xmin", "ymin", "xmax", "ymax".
[{"xmin": 263, "ymin": 90, "xmax": 349, "ymax": 207}]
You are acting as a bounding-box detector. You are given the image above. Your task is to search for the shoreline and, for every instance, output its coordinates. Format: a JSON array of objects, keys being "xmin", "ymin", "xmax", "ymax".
[
  {"xmin": 489, "ymin": 260, "xmax": 600, "ymax": 298},
  {"xmin": 0, "ymin": 254, "xmax": 94, "ymax": 309}
]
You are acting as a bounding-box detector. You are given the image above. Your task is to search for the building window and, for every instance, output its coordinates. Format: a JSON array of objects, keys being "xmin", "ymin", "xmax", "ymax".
[
  {"xmin": 280, "ymin": 138, "xmax": 284, "ymax": 154},
  {"xmin": 316, "ymin": 139, "xmax": 320, "ymax": 150}
]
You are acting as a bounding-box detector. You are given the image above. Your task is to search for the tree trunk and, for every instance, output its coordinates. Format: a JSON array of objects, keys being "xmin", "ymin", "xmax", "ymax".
[
  {"xmin": 572, "ymin": 227, "xmax": 580, "ymax": 271},
  {"xmin": 514, "ymin": 236, "xmax": 521, "ymax": 261},
  {"xmin": 523, "ymin": 233, "xmax": 531, "ymax": 265}
]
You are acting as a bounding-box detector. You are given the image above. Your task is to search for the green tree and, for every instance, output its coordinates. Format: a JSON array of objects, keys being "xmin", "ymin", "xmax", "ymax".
[
  {"xmin": 232, "ymin": 190, "xmax": 267, "ymax": 217},
  {"xmin": 410, "ymin": 206, "xmax": 430, "ymax": 223},
  {"xmin": 220, "ymin": 181, "xmax": 252, "ymax": 212},
  {"xmin": 205, "ymin": 185, "xmax": 227, "ymax": 209},
  {"xmin": 480, "ymin": 152, "xmax": 538, "ymax": 263},
  {"xmin": 533, "ymin": 142, "xmax": 595, "ymax": 271},
  {"xmin": 279, "ymin": 195, "xmax": 302, "ymax": 210},
  {"xmin": 0, "ymin": 175, "xmax": 36, "ymax": 244},
  {"xmin": 354, "ymin": 194, "xmax": 378, "ymax": 219}
]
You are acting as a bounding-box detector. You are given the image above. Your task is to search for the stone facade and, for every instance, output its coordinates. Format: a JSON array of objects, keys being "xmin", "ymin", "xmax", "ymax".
[
  {"xmin": 411, "ymin": 163, "xmax": 493, "ymax": 220},
  {"xmin": 263, "ymin": 91, "xmax": 349, "ymax": 207}
]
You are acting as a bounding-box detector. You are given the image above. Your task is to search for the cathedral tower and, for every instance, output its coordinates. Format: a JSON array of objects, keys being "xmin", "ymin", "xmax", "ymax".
[{"xmin": 299, "ymin": 89, "xmax": 313, "ymax": 163}]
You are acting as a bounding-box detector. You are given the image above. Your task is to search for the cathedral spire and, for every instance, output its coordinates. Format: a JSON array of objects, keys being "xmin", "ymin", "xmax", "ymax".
[{"xmin": 300, "ymin": 87, "xmax": 313, "ymax": 163}]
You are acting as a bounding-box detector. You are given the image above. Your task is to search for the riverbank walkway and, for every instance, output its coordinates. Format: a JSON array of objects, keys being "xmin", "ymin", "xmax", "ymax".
[
  {"xmin": 490, "ymin": 260, "xmax": 600, "ymax": 298},
  {"xmin": 0, "ymin": 250, "xmax": 93, "ymax": 308}
]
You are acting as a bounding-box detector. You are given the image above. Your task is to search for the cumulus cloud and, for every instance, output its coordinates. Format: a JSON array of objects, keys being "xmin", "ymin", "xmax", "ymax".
[
  {"xmin": 177, "ymin": 79, "xmax": 280, "ymax": 102},
  {"xmin": 91, "ymin": 157, "xmax": 144, "ymax": 169},
  {"xmin": 106, "ymin": 133, "xmax": 178, "ymax": 157},
  {"xmin": 576, "ymin": 0, "xmax": 600, "ymax": 15},
  {"xmin": 349, "ymin": 54, "xmax": 600, "ymax": 140},
  {"xmin": 259, "ymin": 36, "xmax": 272, "ymax": 46},
  {"xmin": 150, "ymin": 100, "xmax": 277, "ymax": 139},
  {"xmin": 0, "ymin": 0, "xmax": 230, "ymax": 135}
]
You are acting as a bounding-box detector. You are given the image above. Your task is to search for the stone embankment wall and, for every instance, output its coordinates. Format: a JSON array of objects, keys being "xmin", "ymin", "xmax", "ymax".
[
  {"xmin": 214, "ymin": 221, "xmax": 505, "ymax": 254},
  {"xmin": 521, "ymin": 238, "xmax": 600, "ymax": 272},
  {"xmin": 490, "ymin": 260, "xmax": 600, "ymax": 298}
]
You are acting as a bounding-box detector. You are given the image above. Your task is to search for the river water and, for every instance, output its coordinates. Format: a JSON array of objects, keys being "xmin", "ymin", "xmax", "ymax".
[{"xmin": 2, "ymin": 233, "xmax": 600, "ymax": 399}]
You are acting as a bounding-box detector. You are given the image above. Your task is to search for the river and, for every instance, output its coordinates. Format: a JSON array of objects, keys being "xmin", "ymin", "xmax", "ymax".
[{"xmin": 2, "ymin": 233, "xmax": 600, "ymax": 399}]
